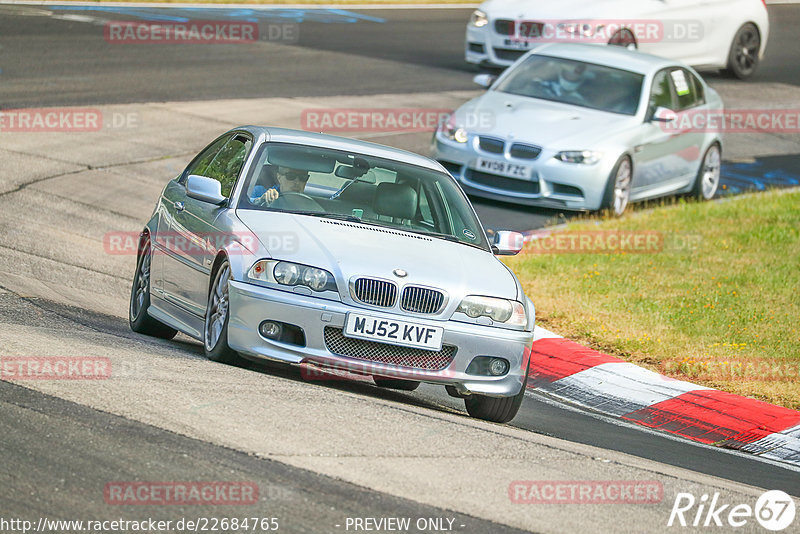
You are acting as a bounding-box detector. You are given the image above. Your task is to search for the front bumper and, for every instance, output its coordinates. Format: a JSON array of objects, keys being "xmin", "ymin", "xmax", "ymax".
[
  {"xmin": 227, "ymin": 280, "xmax": 533, "ymax": 397},
  {"xmin": 433, "ymin": 134, "xmax": 614, "ymax": 211}
]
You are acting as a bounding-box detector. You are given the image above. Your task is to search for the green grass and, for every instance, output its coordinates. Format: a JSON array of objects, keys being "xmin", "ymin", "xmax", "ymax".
[{"xmin": 505, "ymin": 189, "xmax": 800, "ymax": 409}]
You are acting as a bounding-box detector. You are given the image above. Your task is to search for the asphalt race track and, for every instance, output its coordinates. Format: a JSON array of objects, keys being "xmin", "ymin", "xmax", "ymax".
[{"xmin": 1, "ymin": 3, "xmax": 800, "ymax": 532}]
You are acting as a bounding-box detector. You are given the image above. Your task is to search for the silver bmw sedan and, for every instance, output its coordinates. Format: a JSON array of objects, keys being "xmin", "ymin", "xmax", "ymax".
[
  {"xmin": 433, "ymin": 43, "xmax": 724, "ymax": 216},
  {"xmin": 129, "ymin": 127, "xmax": 534, "ymax": 423}
]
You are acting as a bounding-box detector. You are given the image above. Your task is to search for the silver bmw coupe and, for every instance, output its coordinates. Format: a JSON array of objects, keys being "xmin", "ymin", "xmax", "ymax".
[{"xmin": 129, "ymin": 127, "xmax": 534, "ymax": 423}]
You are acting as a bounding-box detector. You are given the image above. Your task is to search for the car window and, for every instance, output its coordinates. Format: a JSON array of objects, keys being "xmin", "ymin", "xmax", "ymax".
[
  {"xmin": 182, "ymin": 134, "xmax": 232, "ymax": 185},
  {"xmin": 494, "ymin": 54, "xmax": 643, "ymax": 116},
  {"xmin": 237, "ymin": 142, "xmax": 489, "ymax": 250},
  {"xmin": 670, "ymin": 68, "xmax": 699, "ymax": 110},
  {"xmin": 204, "ymin": 135, "xmax": 252, "ymax": 198},
  {"xmin": 648, "ymin": 69, "xmax": 676, "ymax": 118},
  {"xmin": 688, "ymin": 70, "xmax": 706, "ymax": 107}
]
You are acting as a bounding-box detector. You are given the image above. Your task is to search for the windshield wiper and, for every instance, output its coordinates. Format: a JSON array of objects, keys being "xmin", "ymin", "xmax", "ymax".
[
  {"xmin": 408, "ymin": 230, "xmax": 488, "ymax": 251},
  {"xmin": 304, "ymin": 212, "xmax": 363, "ymax": 223}
]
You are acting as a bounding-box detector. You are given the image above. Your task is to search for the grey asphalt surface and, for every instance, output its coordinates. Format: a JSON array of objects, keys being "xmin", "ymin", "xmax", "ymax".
[
  {"xmin": 0, "ymin": 376, "xmax": 528, "ymax": 534},
  {"xmin": 1, "ymin": 4, "xmax": 800, "ymax": 531}
]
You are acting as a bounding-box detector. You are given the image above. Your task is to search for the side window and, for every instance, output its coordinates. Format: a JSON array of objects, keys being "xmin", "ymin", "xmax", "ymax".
[
  {"xmin": 671, "ymin": 68, "xmax": 698, "ymax": 110},
  {"xmin": 182, "ymin": 135, "xmax": 232, "ymax": 184},
  {"xmin": 648, "ymin": 70, "xmax": 675, "ymax": 118},
  {"xmin": 204, "ymin": 135, "xmax": 253, "ymax": 198},
  {"xmin": 418, "ymin": 187, "xmax": 435, "ymax": 226},
  {"xmin": 689, "ymin": 70, "xmax": 705, "ymax": 107}
]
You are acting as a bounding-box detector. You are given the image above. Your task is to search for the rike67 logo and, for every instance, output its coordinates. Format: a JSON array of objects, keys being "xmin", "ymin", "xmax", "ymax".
[{"xmin": 668, "ymin": 490, "xmax": 796, "ymax": 531}]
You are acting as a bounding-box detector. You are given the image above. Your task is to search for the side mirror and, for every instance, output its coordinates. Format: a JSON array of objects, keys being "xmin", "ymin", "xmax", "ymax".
[
  {"xmin": 650, "ymin": 106, "xmax": 676, "ymax": 123},
  {"xmin": 186, "ymin": 174, "xmax": 226, "ymax": 205},
  {"xmin": 473, "ymin": 73, "xmax": 497, "ymax": 89},
  {"xmin": 492, "ymin": 230, "xmax": 524, "ymax": 256}
]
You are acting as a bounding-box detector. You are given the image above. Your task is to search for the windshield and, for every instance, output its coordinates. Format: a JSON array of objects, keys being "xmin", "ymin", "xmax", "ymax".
[
  {"xmin": 494, "ymin": 54, "xmax": 643, "ymax": 116},
  {"xmin": 237, "ymin": 142, "xmax": 490, "ymax": 250}
]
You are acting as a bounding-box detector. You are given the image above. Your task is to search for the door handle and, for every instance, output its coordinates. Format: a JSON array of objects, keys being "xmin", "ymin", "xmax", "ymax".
[{"xmin": 173, "ymin": 201, "xmax": 185, "ymax": 212}]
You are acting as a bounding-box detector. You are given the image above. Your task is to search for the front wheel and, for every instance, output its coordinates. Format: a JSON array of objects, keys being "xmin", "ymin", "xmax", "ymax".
[
  {"xmin": 204, "ymin": 259, "xmax": 244, "ymax": 365},
  {"xmin": 129, "ymin": 235, "xmax": 178, "ymax": 340},
  {"xmin": 723, "ymin": 23, "xmax": 761, "ymax": 80},
  {"xmin": 464, "ymin": 373, "xmax": 528, "ymax": 424},
  {"xmin": 601, "ymin": 156, "xmax": 632, "ymax": 217},
  {"xmin": 691, "ymin": 144, "xmax": 721, "ymax": 200}
]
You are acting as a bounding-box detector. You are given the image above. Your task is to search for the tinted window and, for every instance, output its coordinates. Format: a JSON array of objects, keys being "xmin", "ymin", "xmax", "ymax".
[
  {"xmin": 648, "ymin": 70, "xmax": 676, "ymax": 117},
  {"xmin": 671, "ymin": 68, "xmax": 699, "ymax": 110},
  {"xmin": 205, "ymin": 135, "xmax": 252, "ymax": 198},
  {"xmin": 494, "ymin": 54, "xmax": 644, "ymax": 115},
  {"xmin": 238, "ymin": 143, "xmax": 489, "ymax": 250},
  {"xmin": 183, "ymin": 135, "xmax": 231, "ymax": 184}
]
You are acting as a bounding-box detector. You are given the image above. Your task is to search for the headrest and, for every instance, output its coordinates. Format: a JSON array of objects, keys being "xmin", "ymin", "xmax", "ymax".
[{"xmin": 374, "ymin": 183, "xmax": 417, "ymax": 220}]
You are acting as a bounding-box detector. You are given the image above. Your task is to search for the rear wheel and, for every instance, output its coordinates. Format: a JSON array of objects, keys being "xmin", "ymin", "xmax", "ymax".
[
  {"xmin": 464, "ymin": 372, "xmax": 528, "ymax": 424},
  {"xmin": 203, "ymin": 259, "xmax": 244, "ymax": 365},
  {"xmin": 373, "ymin": 378, "xmax": 420, "ymax": 391},
  {"xmin": 129, "ymin": 235, "xmax": 178, "ymax": 340},
  {"xmin": 723, "ymin": 23, "xmax": 760, "ymax": 80},
  {"xmin": 601, "ymin": 156, "xmax": 632, "ymax": 217},
  {"xmin": 691, "ymin": 144, "xmax": 721, "ymax": 200}
]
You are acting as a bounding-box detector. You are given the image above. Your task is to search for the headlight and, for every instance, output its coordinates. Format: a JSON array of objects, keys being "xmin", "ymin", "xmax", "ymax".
[
  {"xmin": 456, "ymin": 296, "xmax": 526, "ymax": 327},
  {"xmin": 248, "ymin": 260, "xmax": 336, "ymax": 292},
  {"xmin": 438, "ymin": 116, "xmax": 469, "ymax": 144},
  {"xmin": 555, "ymin": 150, "xmax": 602, "ymax": 165},
  {"xmin": 470, "ymin": 9, "xmax": 489, "ymax": 28}
]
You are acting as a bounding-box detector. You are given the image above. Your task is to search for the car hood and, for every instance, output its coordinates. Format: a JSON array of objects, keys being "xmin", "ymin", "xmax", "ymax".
[
  {"xmin": 456, "ymin": 91, "xmax": 636, "ymax": 149},
  {"xmin": 479, "ymin": 0, "xmax": 651, "ymax": 20},
  {"xmin": 235, "ymin": 210, "xmax": 520, "ymax": 302}
]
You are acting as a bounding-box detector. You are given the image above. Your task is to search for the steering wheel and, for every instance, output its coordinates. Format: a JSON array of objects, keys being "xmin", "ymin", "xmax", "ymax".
[{"xmin": 271, "ymin": 192, "xmax": 324, "ymax": 212}]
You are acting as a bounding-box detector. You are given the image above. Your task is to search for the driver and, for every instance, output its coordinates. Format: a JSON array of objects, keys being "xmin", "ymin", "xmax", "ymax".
[
  {"xmin": 537, "ymin": 63, "xmax": 588, "ymax": 101},
  {"xmin": 251, "ymin": 165, "xmax": 310, "ymax": 206}
]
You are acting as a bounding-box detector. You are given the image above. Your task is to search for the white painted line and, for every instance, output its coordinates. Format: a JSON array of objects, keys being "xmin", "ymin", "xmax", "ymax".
[
  {"xmin": 532, "ymin": 325, "xmax": 562, "ymax": 341},
  {"xmin": 543, "ymin": 362, "xmax": 711, "ymax": 417}
]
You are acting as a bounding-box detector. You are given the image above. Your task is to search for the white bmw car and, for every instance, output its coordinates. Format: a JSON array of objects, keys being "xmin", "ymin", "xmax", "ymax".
[{"xmin": 466, "ymin": 0, "xmax": 769, "ymax": 79}]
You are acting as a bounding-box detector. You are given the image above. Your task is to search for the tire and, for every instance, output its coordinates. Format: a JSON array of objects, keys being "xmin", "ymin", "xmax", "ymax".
[
  {"xmin": 129, "ymin": 235, "xmax": 178, "ymax": 340},
  {"xmin": 203, "ymin": 258, "xmax": 244, "ymax": 365},
  {"xmin": 601, "ymin": 156, "xmax": 632, "ymax": 217},
  {"xmin": 608, "ymin": 29, "xmax": 637, "ymax": 50},
  {"xmin": 691, "ymin": 143, "xmax": 721, "ymax": 200},
  {"xmin": 373, "ymin": 378, "xmax": 420, "ymax": 391},
  {"xmin": 464, "ymin": 371, "xmax": 528, "ymax": 424},
  {"xmin": 723, "ymin": 23, "xmax": 761, "ymax": 80}
]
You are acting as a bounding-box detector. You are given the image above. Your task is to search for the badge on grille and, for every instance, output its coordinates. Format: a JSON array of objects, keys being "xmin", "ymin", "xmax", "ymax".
[{"xmin": 393, "ymin": 269, "xmax": 408, "ymax": 278}]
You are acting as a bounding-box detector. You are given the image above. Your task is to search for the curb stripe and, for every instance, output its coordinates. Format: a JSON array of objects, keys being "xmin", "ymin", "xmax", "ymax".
[
  {"xmin": 528, "ymin": 338, "xmax": 622, "ymax": 387},
  {"xmin": 545, "ymin": 362, "xmax": 711, "ymax": 417},
  {"xmin": 621, "ymin": 389, "xmax": 800, "ymax": 445},
  {"xmin": 528, "ymin": 337, "xmax": 800, "ymax": 467}
]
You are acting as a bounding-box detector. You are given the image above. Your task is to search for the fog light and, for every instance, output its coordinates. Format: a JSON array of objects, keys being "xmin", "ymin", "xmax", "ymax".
[
  {"xmin": 259, "ymin": 321, "xmax": 282, "ymax": 340},
  {"xmin": 489, "ymin": 358, "xmax": 509, "ymax": 376}
]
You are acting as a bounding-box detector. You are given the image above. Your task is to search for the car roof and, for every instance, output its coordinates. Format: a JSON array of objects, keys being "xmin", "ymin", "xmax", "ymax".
[
  {"xmin": 233, "ymin": 126, "xmax": 445, "ymax": 173},
  {"xmin": 528, "ymin": 43, "xmax": 678, "ymax": 75}
]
